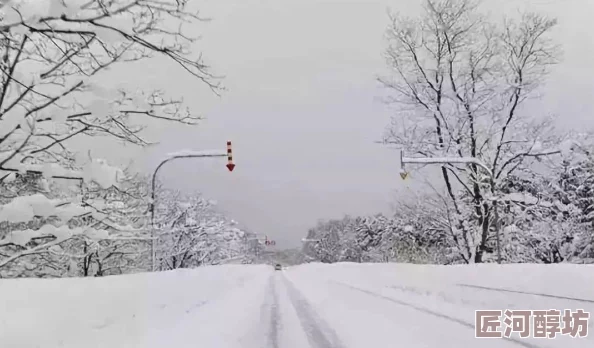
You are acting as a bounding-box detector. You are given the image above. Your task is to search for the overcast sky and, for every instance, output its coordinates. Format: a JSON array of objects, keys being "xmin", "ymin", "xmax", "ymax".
[{"xmin": 91, "ymin": 0, "xmax": 594, "ymax": 249}]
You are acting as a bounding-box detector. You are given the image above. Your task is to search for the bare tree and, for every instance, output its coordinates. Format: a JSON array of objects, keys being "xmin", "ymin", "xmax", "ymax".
[{"xmin": 379, "ymin": 0, "xmax": 561, "ymax": 262}]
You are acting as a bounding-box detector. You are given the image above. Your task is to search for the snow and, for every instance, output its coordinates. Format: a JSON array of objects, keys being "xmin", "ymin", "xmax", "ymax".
[
  {"xmin": 403, "ymin": 156, "xmax": 485, "ymax": 165},
  {"xmin": 1, "ymin": 172, "xmax": 16, "ymax": 182},
  {"xmin": 13, "ymin": 68, "xmax": 40, "ymax": 87},
  {"xmin": 88, "ymin": 99, "xmax": 111, "ymax": 119},
  {"xmin": 1, "ymin": 263, "xmax": 592, "ymax": 348},
  {"xmin": 55, "ymin": 203, "xmax": 88, "ymax": 220},
  {"xmin": 0, "ymin": 0, "xmax": 48, "ymax": 23},
  {"xmin": 0, "ymin": 193, "xmax": 117, "ymax": 245},
  {"xmin": 50, "ymin": 110, "xmax": 68, "ymax": 125},
  {"xmin": 6, "ymin": 228, "xmax": 40, "ymax": 246},
  {"xmin": 559, "ymin": 139, "xmax": 576, "ymax": 158},
  {"xmin": 531, "ymin": 141, "xmax": 543, "ymax": 152},
  {"xmin": 41, "ymin": 163, "xmax": 66, "ymax": 178},
  {"xmin": 403, "ymin": 156, "xmax": 494, "ymax": 177},
  {"xmin": 0, "ymin": 108, "xmax": 25, "ymax": 138},
  {"xmin": 16, "ymin": 163, "xmax": 80, "ymax": 178},
  {"xmin": 39, "ymin": 224, "xmax": 82, "ymax": 242},
  {"xmin": 84, "ymin": 228, "xmax": 110, "ymax": 240},
  {"xmin": 0, "ymin": 194, "xmax": 96, "ymax": 223},
  {"xmin": 0, "ymin": 224, "xmax": 110, "ymax": 246},
  {"xmin": 89, "ymin": 84, "xmax": 119, "ymax": 100},
  {"xmin": 82, "ymin": 158, "xmax": 124, "ymax": 189},
  {"xmin": 500, "ymin": 192, "xmax": 539, "ymax": 204},
  {"xmin": 0, "ymin": 265, "xmax": 270, "ymax": 348},
  {"xmin": 0, "ymin": 193, "xmax": 55, "ymax": 223},
  {"xmin": 132, "ymin": 94, "xmax": 152, "ymax": 110},
  {"xmin": 165, "ymin": 149, "xmax": 228, "ymax": 158},
  {"xmin": 47, "ymin": 0, "xmax": 74, "ymax": 17},
  {"xmin": 9, "ymin": 23, "xmax": 29, "ymax": 35},
  {"xmin": 1, "ymin": 0, "xmax": 79, "ymax": 23},
  {"xmin": 94, "ymin": 26, "xmax": 123, "ymax": 43}
]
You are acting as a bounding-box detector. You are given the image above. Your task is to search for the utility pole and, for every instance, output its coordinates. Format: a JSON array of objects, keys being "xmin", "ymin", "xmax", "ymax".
[
  {"xmin": 149, "ymin": 142, "xmax": 236, "ymax": 272},
  {"xmin": 398, "ymin": 150, "xmax": 502, "ymax": 264}
]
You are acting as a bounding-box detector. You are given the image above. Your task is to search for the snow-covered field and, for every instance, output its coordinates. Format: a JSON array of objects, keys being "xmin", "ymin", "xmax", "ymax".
[{"xmin": 1, "ymin": 263, "xmax": 593, "ymax": 348}]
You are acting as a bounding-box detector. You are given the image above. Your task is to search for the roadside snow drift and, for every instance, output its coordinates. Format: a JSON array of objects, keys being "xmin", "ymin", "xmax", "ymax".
[{"xmin": 0, "ymin": 265, "xmax": 273, "ymax": 348}]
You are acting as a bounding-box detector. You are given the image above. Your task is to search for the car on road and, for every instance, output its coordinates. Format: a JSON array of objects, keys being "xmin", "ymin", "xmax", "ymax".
[{"xmin": 274, "ymin": 264, "xmax": 282, "ymax": 271}]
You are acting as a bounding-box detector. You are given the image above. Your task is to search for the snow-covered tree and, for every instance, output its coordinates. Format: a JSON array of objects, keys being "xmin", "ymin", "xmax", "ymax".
[
  {"xmin": 154, "ymin": 189, "xmax": 250, "ymax": 270},
  {"xmin": 454, "ymin": 144, "xmax": 594, "ymax": 264},
  {"xmin": 65, "ymin": 173, "xmax": 153, "ymax": 276},
  {"xmin": 0, "ymin": 0, "xmax": 220, "ymax": 275},
  {"xmin": 313, "ymin": 222, "xmax": 342, "ymax": 263},
  {"xmin": 301, "ymin": 206, "xmax": 453, "ymax": 265},
  {"xmin": 379, "ymin": 0, "xmax": 562, "ymax": 262},
  {"xmin": 0, "ymin": 171, "xmax": 153, "ymax": 277},
  {"xmin": 1, "ymin": 173, "xmax": 253, "ymax": 276},
  {"xmin": 531, "ymin": 147, "xmax": 594, "ymax": 262}
]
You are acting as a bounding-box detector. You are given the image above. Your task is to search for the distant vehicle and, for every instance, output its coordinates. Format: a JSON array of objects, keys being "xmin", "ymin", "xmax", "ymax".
[{"xmin": 274, "ymin": 264, "xmax": 282, "ymax": 271}]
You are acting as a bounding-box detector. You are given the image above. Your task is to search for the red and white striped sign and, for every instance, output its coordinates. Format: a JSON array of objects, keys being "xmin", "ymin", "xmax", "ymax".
[{"xmin": 226, "ymin": 141, "xmax": 235, "ymax": 171}]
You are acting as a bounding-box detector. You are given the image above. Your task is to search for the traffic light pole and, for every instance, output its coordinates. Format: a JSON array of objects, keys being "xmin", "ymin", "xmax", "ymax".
[{"xmin": 149, "ymin": 143, "xmax": 236, "ymax": 272}]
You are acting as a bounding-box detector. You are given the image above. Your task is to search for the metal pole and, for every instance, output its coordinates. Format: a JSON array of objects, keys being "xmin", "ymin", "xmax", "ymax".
[
  {"xmin": 493, "ymin": 197, "xmax": 502, "ymax": 264},
  {"xmin": 149, "ymin": 152, "xmax": 227, "ymax": 272},
  {"xmin": 401, "ymin": 155, "xmax": 494, "ymax": 178}
]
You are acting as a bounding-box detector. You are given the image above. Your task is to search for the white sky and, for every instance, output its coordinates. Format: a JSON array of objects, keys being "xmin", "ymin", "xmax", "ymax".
[{"xmin": 89, "ymin": 0, "xmax": 594, "ymax": 248}]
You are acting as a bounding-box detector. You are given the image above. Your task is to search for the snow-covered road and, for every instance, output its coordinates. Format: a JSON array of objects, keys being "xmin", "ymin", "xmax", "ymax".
[{"xmin": 1, "ymin": 263, "xmax": 593, "ymax": 348}]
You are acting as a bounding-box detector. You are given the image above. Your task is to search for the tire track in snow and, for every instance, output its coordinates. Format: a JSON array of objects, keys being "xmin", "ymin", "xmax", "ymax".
[
  {"xmin": 282, "ymin": 275, "xmax": 347, "ymax": 348},
  {"xmin": 456, "ymin": 283, "xmax": 594, "ymax": 304},
  {"xmin": 333, "ymin": 281, "xmax": 543, "ymax": 348},
  {"xmin": 260, "ymin": 274, "xmax": 280, "ymax": 348}
]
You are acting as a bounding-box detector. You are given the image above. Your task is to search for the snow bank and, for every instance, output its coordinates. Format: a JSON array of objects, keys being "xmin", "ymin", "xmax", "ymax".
[{"xmin": 0, "ymin": 265, "xmax": 271, "ymax": 348}]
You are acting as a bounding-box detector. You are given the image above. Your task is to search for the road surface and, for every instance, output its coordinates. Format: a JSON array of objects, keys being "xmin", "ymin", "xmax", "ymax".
[{"xmin": 1, "ymin": 263, "xmax": 593, "ymax": 348}]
